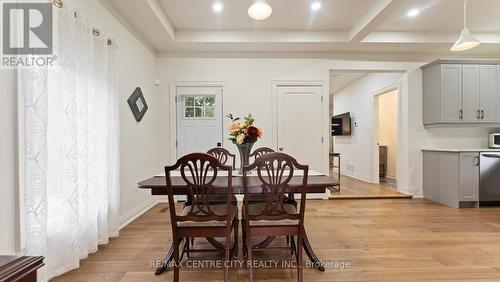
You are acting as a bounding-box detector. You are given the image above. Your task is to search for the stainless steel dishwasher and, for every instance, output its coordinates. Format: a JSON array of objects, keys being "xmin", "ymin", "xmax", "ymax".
[{"xmin": 480, "ymin": 152, "xmax": 500, "ymax": 203}]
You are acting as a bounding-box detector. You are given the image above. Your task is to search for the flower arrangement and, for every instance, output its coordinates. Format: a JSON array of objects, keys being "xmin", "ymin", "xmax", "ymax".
[{"xmin": 227, "ymin": 114, "xmax": 263, "ymax": 144}]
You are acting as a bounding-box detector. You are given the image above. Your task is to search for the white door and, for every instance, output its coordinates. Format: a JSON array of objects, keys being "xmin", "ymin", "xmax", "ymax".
[
  {"xmin": 277, "ymin": 86, "xmax": 323, "ymax": 171},
  {"xmin": 176, "ymin": 86, "xmax": 223, "ymax": 158}
]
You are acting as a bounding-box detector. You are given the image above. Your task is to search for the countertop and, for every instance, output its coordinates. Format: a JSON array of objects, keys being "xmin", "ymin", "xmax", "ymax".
[{"xmin": 422, "ymin": 148, "xmax": 500, "ymax": 152}]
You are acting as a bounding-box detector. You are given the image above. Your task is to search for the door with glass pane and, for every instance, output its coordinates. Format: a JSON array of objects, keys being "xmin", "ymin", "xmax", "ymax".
[{"xmin": 176, "ymin": 86, "xmax": 223, "ymax": 158}]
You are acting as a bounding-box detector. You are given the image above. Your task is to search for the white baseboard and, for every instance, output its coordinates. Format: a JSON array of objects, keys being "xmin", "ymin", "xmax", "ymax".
[
  {"xmin": 119, "ymin": 198, "xmax": 159, "ymax": 230},
  {"xmin": 339, "ymin": 171, "xmax": 372, "ymax": 183}
]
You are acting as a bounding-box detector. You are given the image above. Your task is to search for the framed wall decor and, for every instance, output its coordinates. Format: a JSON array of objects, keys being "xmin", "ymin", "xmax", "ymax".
[{"xmin": 127, "ymin": 87, "xmax": 148, "ymax": 122}]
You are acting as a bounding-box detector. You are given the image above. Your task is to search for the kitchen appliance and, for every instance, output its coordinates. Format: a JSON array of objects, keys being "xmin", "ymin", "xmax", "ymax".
[
  {"xmin": 489, "ymin": 133, "xmax": 500, "ymax": 148},
  {"xmin": 480, "ymin": 152, "xmax": 500, "ymax": 203}
]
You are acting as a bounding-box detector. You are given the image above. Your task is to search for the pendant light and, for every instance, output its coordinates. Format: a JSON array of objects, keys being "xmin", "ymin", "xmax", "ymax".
[{"xmin": 450, "ymin": 0, "xmax": 480, "ymax": 52}]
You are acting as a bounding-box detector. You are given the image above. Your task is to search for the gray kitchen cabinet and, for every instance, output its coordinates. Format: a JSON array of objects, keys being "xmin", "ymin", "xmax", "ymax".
[
  {"xmin": 421, "ymin": 60, "xmax": 500, "ymax": 126},
  {"xmin": 423, "ymin": 150, "xmax": 480, "ymax": 208},
  {"xmin": 480, "ymin": 65, "xmax": 498, "ymax": 122},
  {"xmin": 459, "ymin": 152, "xmax": 479, "ymax": 202},
  {"xmin": 441, "ymin": 64, "xmax": 464, "ymax": 123},
  {"xmin": 462, "ymin": 65, "xmax": 479, "ymax": 122}
]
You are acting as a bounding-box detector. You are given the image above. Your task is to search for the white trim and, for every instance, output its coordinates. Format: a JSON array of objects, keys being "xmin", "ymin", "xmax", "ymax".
[
  {"xmin": 119, "ymin": 198, "xmax": 159, "ymax": 230},
  {"xmin": 271, "ymin": 80, "xmax": 329, "ymax": 175},
  {"xmin": 169, "ymin": 81, "xmax": 228, "ymax": 163},
  {"xmin": 371, "ymin": 82, "xmax": 404, "ymax": 190}
]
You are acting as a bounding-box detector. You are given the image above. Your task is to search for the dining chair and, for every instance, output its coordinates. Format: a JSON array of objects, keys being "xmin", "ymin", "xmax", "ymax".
[
  {"xmin": 249, "ymin": 147, "xmax": 275, "ymax": 162},
  {"xmin": 241, "ymin": 152, "xmax": 309, "ymax": 282},
  {"xmin": 165, "ymin": 153, "xmax": 238, "ymax": 282},
  {"xmin": 207, "ymin": 147, "xmax": 236, "ymax": 170}
]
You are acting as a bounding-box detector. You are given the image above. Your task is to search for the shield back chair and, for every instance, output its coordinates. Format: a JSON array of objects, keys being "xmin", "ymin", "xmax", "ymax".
[
  {"xmin": 165, "ymin": 153, "xmax": 238, "ymax": 282},
  {"xmin": 241, "ymin": 152, "xmax": 309, "ymax": 282},
  {"xmin": 207, "ymin": 147, "xmax": 236, "ymax": 170},
  {"xmin": 249, "ymin": 147, "xmax": 275, "ymax": 162}
]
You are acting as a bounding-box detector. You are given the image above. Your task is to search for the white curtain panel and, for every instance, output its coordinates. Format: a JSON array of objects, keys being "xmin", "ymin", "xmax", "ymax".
[{"xmin": 21, "ymin": 6, "xmax": 120, "ymax": 280}]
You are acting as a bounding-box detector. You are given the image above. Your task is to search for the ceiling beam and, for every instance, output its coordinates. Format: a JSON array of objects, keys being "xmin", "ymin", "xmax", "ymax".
[
  {"xmin": 348, "ymin": 0, "xmax": 402, "ymax": 42},
  {"xmin": 146, "ymin": 0, "xmax": 176, "ymax": 40},
  {"xmin": 363, "ymin": 31, "xmax": 500, "ymax": 43},
  {"xmin": 175, "ymin": 30, "xmax": 349, "ymax": 43}
]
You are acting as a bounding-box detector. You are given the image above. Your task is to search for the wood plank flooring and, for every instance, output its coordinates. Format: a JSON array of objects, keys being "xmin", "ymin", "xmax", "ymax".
[
  {"xmin": 329, "ymin": 171, "xmax": 412, "ymax": 199},
  {"xmin": 52, "ymin": 198, "xmax": 500, "ymax": 281}
]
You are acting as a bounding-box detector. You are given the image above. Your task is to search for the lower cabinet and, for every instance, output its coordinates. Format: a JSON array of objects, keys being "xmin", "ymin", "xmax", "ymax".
[
  {"xmin": 423, "ymin": 150, "xmax": 479, "ymax": 208},
  {"xmin": 458, "ymin": 153, "xmax": 480, "ymax": 202}
]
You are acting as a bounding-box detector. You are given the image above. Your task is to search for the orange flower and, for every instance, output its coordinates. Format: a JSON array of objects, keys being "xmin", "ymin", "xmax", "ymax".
[{"xmin": 230, "ymin": 122, "xmax": 239, "ymax": 133}]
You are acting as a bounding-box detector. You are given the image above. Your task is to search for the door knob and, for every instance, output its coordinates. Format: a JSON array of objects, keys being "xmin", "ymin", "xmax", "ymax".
[{"xmin": 278, "ymin": 147, "xmax": 283, "ymax": 151}]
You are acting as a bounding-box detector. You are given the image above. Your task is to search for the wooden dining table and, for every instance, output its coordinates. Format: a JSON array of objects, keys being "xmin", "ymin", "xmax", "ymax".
[{"xmin": 138, "ymin": 172, "xmax": 338, "ymax": 275}]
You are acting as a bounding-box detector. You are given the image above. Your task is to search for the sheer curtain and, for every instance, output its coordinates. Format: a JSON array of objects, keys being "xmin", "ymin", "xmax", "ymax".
[{"xmin": 21, "ymin": 5, "xmax": 120, "ymax": 280}]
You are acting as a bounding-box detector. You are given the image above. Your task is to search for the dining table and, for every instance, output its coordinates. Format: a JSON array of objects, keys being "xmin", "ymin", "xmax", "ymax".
[{"xmin": 138, "ymin": 170, "xmax": 338, "ymax": 275}]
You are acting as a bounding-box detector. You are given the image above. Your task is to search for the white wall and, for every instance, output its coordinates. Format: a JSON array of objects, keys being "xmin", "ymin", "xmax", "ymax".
[
  {"xmin": 332, "ymin": 73, "xmax": 402, "ymax": 182},
  {"xmin": 156, "ymin": 58, "xmax": 424, "ymax": 177},
  {"xmin": 378, "ymin": 90, "xmax": 398, "ymax": 179},
  {"xmin": 157, "ymin": 58, "xmax": 333, "ymax": 173},
  {"xmin": 0, "ymin": 0, "xmax": 161, "ymax": 253}
]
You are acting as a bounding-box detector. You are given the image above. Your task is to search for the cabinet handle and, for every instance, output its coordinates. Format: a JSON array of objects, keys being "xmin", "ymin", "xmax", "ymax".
[
  {"xmin": 481, "ymin": 110, "xmax": 485, "ymax": 120},
  {"xmin": 459, "ymin": 110, "xmax": 463, "ymax": 119},
  {"xmin": 477, "ymin": 110, "xmax": 481, "ymax": 119},
  {"xmin": 474, "ymin": 156, "xmax": 480, "ymax": 166}
]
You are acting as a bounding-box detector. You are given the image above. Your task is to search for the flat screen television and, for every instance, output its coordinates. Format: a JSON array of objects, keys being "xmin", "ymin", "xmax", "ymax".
[{"xmin": 332, "ymin": 112, "xmax": 351, "ymax": 136}]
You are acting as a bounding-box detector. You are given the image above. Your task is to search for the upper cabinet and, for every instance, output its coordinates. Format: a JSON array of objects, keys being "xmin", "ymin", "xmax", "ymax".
[{"xmin": 422, "ymin": 60, "xmax": 500, "ymax": 127}]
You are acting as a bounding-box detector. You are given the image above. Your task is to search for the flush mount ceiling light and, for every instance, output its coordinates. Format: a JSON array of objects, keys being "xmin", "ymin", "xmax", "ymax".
[
  {"xmin": 311, "ymin": 1, "xmax": 321, "ymax": 11},
  {"xmin": 407, "ymin": 9, "xmax": 419, "ymax": 17},
  {"xmin": 451, "ymin": 0, "xmax": 480, "ymax": 52},
  {"xmin": 248, "ymin": 1, "xmax": 272, "ymax": 20},
  {"xmin": 212, "ymin": 2, "xmax": 223, "ymax": 13}
]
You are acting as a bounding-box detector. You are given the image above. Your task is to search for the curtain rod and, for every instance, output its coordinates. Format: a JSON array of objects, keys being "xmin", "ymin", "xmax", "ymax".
[{"xmin": 52, "ymin": 0, "xmax": 114, "ymax": 45}]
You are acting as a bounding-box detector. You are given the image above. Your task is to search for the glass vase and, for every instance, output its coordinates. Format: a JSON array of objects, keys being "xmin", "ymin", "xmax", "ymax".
[{"xmin": 236, "ymin": 142, "xmax": 254, "ymax": 175}]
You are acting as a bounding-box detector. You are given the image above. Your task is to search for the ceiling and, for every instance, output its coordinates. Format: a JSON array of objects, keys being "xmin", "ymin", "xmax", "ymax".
[
  {"xmin": 330, "ymin": 73, "xmax": 367, "ymax": 95},
  {"xmin": 100, "ymin": 0, "xmax": 500, "ymax": 58}
]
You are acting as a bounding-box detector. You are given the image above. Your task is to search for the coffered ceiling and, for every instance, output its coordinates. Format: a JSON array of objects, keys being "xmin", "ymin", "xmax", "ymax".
[{"xmin": 100, "ymin": 0, "xmax": 500, "ymax": 58}]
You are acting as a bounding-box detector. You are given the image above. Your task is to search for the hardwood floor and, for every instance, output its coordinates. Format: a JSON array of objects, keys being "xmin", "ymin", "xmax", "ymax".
[
  {"xmin": 52, "ymin": 198, "xmax": 500, "ymax": 281},
  {"xmin": 329, "ymin": 171, "xmax": 412, "ymax": 199}
]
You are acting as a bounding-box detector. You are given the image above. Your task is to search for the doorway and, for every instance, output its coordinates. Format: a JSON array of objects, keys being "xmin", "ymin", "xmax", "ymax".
[
  {"xmin": 175, "ymin": 86, "xmax": 223, "ymax": 158},
  {"xmin": 374, "ymin": 89, "xmax": 398, "ymax": 188}
]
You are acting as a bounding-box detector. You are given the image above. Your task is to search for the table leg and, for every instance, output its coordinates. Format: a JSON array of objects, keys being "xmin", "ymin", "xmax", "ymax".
[
  {"xmin": 302, "ymin": 230, "xmax": 325, "ymax": 271},
  {"xmin": 155, "ymin": 238, "xmax": 183, "ymax": 275}
]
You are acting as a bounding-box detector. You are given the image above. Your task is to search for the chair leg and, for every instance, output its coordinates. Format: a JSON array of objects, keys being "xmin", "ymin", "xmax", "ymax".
[
  {"xmin": 290, "ymin": 236, "xmax": 296, "ymax": 256},
  {"xmin": 224, "ymin": 232, "xmax": 231, "ymax": 282},
  {"xmin": 245, "ymin": 233, "xmax": 254, "ymax": 282},
  {"xmin": 173, "ymin": 237, "xmax": 180, "ymax": 282},
  {"xmin": 297, "ymin": 231, "xmax": 304, "ymax": 282},
  {"xmin": 233, "ymin": 219, "xmax": 239, "ymax": 258},
  {"xmin": 241, "ymin": 220, "xmax": 247, "ymax": 257}
]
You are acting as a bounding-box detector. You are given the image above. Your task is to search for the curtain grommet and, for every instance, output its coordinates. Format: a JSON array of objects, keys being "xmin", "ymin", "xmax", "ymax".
[{"xmin": 53, "ymin": 0, "xmax": 63, "ymax": 8}]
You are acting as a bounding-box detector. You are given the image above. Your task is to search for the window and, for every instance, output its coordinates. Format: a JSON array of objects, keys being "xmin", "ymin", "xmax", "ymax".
[{"xmin": 184, "ymin": 96, "xmax": 215, "ymax": 118}]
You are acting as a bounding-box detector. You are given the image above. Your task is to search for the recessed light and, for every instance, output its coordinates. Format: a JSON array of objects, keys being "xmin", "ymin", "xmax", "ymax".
[
  {"xmin": 213, "ymin": 2, "xmax": 223, "ymax": 13},
  {"xmin": 311, "ymin": 2, "xmax": 321, "ymax": 11},
  {"xmin": 248, "ymin": 1, "xmax": 272, "ymax": 20},
  {"xmin": 407, "ymin": 9, "xmax": 420, "ymax": 17}
]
